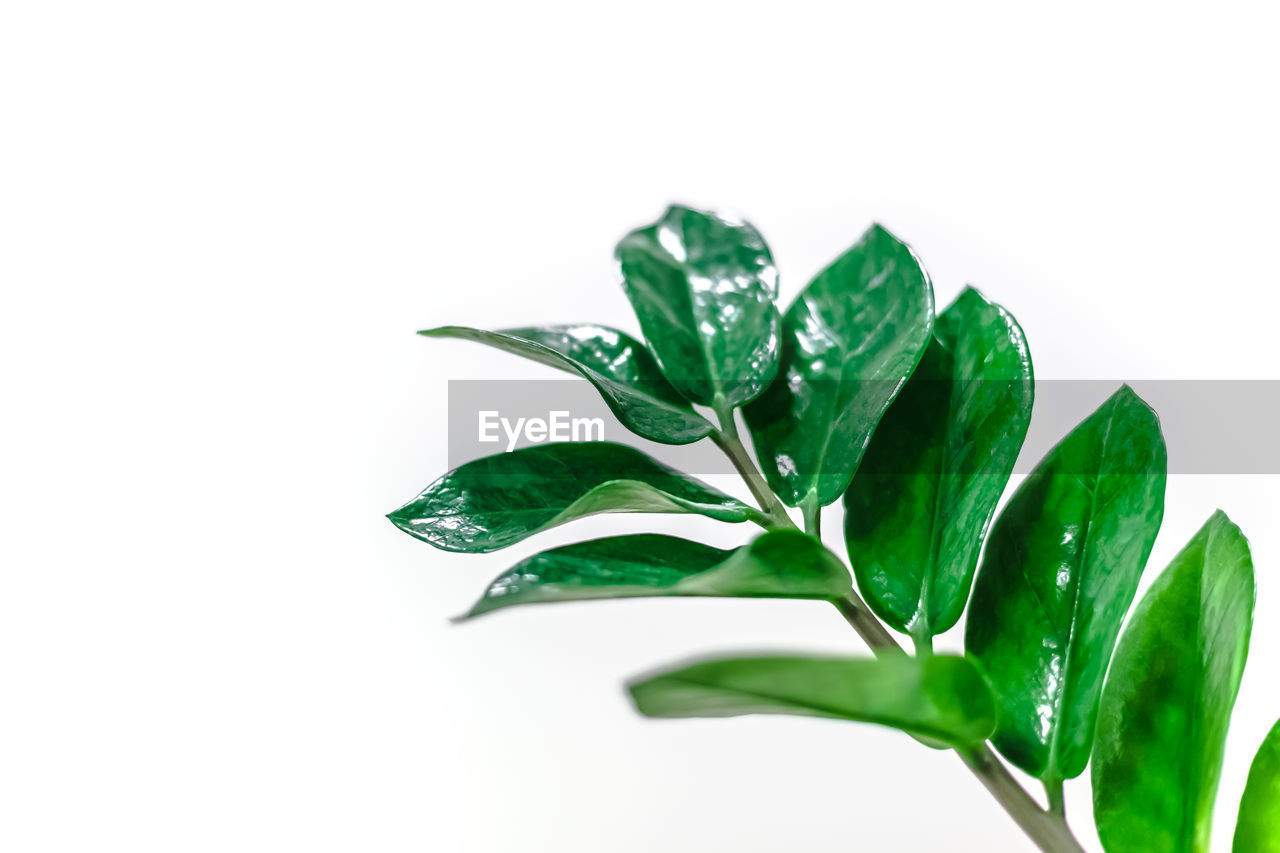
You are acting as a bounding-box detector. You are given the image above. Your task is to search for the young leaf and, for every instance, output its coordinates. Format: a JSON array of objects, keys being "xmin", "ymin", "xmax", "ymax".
[
  {"xmin": 388, "ymin": 442, "xmax": 758, "ymax": 553},
  {"xmin": 420, "ymin": 325, "xmax": 713, "ymax": 445},
  {"xmin": 844, "ymin": 287, "xmax": 1033, "ymax": 640},
  {"xmin": 965, "ymin": 385, "xmax": 1167, "ymax": 782},
  {"xmin": 1092, "ymin": 511, "xmax": 1255, "ymax": 853},
  {"xmin": 461, "ymin": 530, "xmax": 852, "ymax": 619},
  {"xmin": 1233, "ymin": 718, "xmax": 1280, "ymax": 853},
  {"xmin": 615, "ymin": 205, "xmax": 781, "ymax": 407},
  {"xmin": 744, "ymin": 224, "xmax": 934, "ymax": 507},
  {"xmin": 628, "ymin": 653, "xmax": 996, "ymax": 748}
]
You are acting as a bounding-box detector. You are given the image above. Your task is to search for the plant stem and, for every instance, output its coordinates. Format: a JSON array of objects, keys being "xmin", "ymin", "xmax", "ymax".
[
  {"xmin": 1046, "ymin": 778, "xmax": 1067, "ymax": 819},
  {"xmin": 833, "ymin": 594, "xmax": 905, "ymax": 655},
  {"xmin": 962, "ymin": 749, "xmax": 1084, "ymax": 853},
  {"xmin": 709, "ymin": 399, "xmax": 795, "ymax": 530},
  {"xmin": 831, "ymin": 595, "xmax": 1085, "ymax": 853},
  {"xmin": 801, "ymin": 493, "xmax": 821, "ymax": 538}
]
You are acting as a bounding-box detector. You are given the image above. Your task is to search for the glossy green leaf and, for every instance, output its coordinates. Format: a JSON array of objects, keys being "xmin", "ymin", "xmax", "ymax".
[
  {"xmin": 844, "ymin": 287, "xmax": 1033, "ymax": 639},
  {"xmin": 420, "ymin": 325, "xmax": 713, "ymax": 444},
  {"xmin": 629, "ymin": 653, "xmax": 996, "ymax": 747},
  {"xmin": 965, "ymin": 385, "xmax": 1167, "ymax": 782},
  {"xmin": 461, "ymin": 530, "xmax": 852, "ymax": 619},
  {"xmin": 1093, "ymin": 511, "xmax": 1255, "ymax": 853},
  {"xmin": 615, "ymin": 205, "xmax": 781, "ymax": 407},
  {"xmin": 744, "ymin": 224, "xmax": 934, "ymax": 507},
  {"xmin": 388, "ymin": 442, "xmax": 758, "ymax": 553},
  {"xmin": 1233, "ymin": 718, "xmax": 1280, "ymax": 852}
]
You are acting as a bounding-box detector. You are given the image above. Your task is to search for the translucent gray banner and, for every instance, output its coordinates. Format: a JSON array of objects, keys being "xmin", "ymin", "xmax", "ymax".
[{"xmin": 447, "ymin": 380, "xmax": 1280, "ymax": 475}]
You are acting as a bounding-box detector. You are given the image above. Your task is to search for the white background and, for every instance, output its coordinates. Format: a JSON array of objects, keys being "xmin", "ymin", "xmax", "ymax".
[{"xmin": 3, "ymin": 2, "xmax": 1280, "ymax": 851}]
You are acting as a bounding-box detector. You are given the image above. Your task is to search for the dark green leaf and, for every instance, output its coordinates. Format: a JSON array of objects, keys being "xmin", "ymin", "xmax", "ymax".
[
  {"xmin": 629, "ymin": 653, "xmax": 996, "ymax": 747},
  {"xmin": 965, "ymin": 385, "xmax": 1167, "ymax": 782},
  {"xmin": 461, "ymin": 530, "xmax": 852, "ymax": 619},
  {"xmin": 616, "ymin": 205, "xmax": 781, "ymax": 407},
  {"xmin": 745, "ymin": 224, "xmax": 934, "ymax": 507},
  {"xmin": 420, "ymin": 325, "xmax": 713, "ymax": 444},
  {"xmin": 1093, "ymin": 511, "xmax": 1255, "ymax": 853},
  {"xmin": 388, "ymin": 442, "xmax": 758, "ymax": 553},
  {"xmin": 1233, "ymin": 718, "xmax": 1280, "ymax": 852},
  {"xmin": 844, "ymin": 287, "xmax": 1033, "ymax": 639}
]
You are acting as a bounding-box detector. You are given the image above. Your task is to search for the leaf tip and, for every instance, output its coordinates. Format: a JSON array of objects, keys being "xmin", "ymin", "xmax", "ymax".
[
  {"xmin": 1202, "ymin": 509, "xmax": 1253, "ymax": 563},
  {"xmin": 1111, "ymin": 382, "xmax": 1150, "ymax": 410},
  {"xmin": 865, "ymin": 221, "xmax": 897, "ymax": 243},
  {"xmin": 662, "ymin": 201, "xmax": 697, "ymax": 220},
  {"xmin": 623, "ymin": 675, "xmax": 656, "ymax": 716},
  {"xmin": 1105, "ymin": 383, "xmax": 1162, "ymax": 432},
  {"xmin": 453, "ymin": 596, "xmax": 501, "ymax": 621}
]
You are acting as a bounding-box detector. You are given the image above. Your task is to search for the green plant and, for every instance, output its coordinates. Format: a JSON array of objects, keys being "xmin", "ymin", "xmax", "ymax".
[{"xmin": 389, "ymin": 205, "xmax": 1275, "ymax": 852}]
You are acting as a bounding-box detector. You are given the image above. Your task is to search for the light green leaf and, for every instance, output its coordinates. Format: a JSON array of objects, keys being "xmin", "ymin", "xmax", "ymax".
[
  {"xmin": 1234, "ymin": 718, "xmax": 1280, "ymax": 852},
  {"xmin": 1093, "ymin": 511, "xmax": 1255, "ymax": 853},
  {"xmin": 628, "ymin": 653, "xmax": 996, "ymax": 747}
]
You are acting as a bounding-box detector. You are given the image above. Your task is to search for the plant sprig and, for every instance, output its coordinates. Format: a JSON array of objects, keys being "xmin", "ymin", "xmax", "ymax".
[{"xmin": 390, "ymin": 204, "xmax": 1272, "ymax": 852}]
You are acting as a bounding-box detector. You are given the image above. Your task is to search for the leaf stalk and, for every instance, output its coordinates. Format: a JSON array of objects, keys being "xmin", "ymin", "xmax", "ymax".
[
  {"xmin": 710, "ymin": 397, "xmax": 795, "ymax": 530},
  {"xmin": 1046, "ymin": 778, "xmax": 1066, "ymax": 819},
  {"xmin": 801, "ymin": 492, "xmax": 821, "ymax": 539},
  {"xmin": 962, "ymin": 748, "xmax": 1084, "ymax": 853}
]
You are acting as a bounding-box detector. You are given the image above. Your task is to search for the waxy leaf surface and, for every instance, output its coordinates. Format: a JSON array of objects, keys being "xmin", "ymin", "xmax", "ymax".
[
  {"xmin": 1093, "ymin": 511, "xmax": 1255, "ymax": 853},
  {"xmin": 616, "ymin": 205, "xmax": 781, "ymax": 407},
  {"xmin": 420, "ymin": 325, "xmax": 713, "ymax": 444},
  {"xmin": 461, "ymin": 530, "xmax": 852, "ymax": 618},
  {"xmin": 1233, "ymin": 718, "xmax": 1280, "ymax": 852},
  {"xmin": 844, "ymin": 287, "xmax": 1033, "ymax": 639},
  {"xmin": 745, "ymin": 224, "xmax": 934, "ymax": 507},
  {"xmin": 388, "ymin": 442, "xmax": 756, "ymax": 553},
  {"xmin": 629, "ymin": 654, "xmax": 996, "ymax": 747},
  {"xmin": 965, "ymin": 385, "xmax": 1166, "ymax": 782}
]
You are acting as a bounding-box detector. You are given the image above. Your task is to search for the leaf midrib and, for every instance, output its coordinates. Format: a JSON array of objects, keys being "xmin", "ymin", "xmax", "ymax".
[
  {"xmin": 638, "ymin": 239, "xmax": 761, "ymax": 401},
  {"xmin": 1046, "ymin": 395, "xmax": 1118, "ymax": 779},
  {"xmin": 800, "ymin": 265, "xmax": 898, "ymax": 504},
  {"xmin": 409, "ymin": 478, "xmax": 749, "ymax": 532},
  {"xmin": 1178, "ymin": 526, "xmax": 1213, "ymax": 853},
  {"xmin": 917, "ymin": 344, "xmax": 958, "ymax": 635},
  {"xmin": 668, "ymin": 261, "xmax": 723, "ymax": 398}
]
